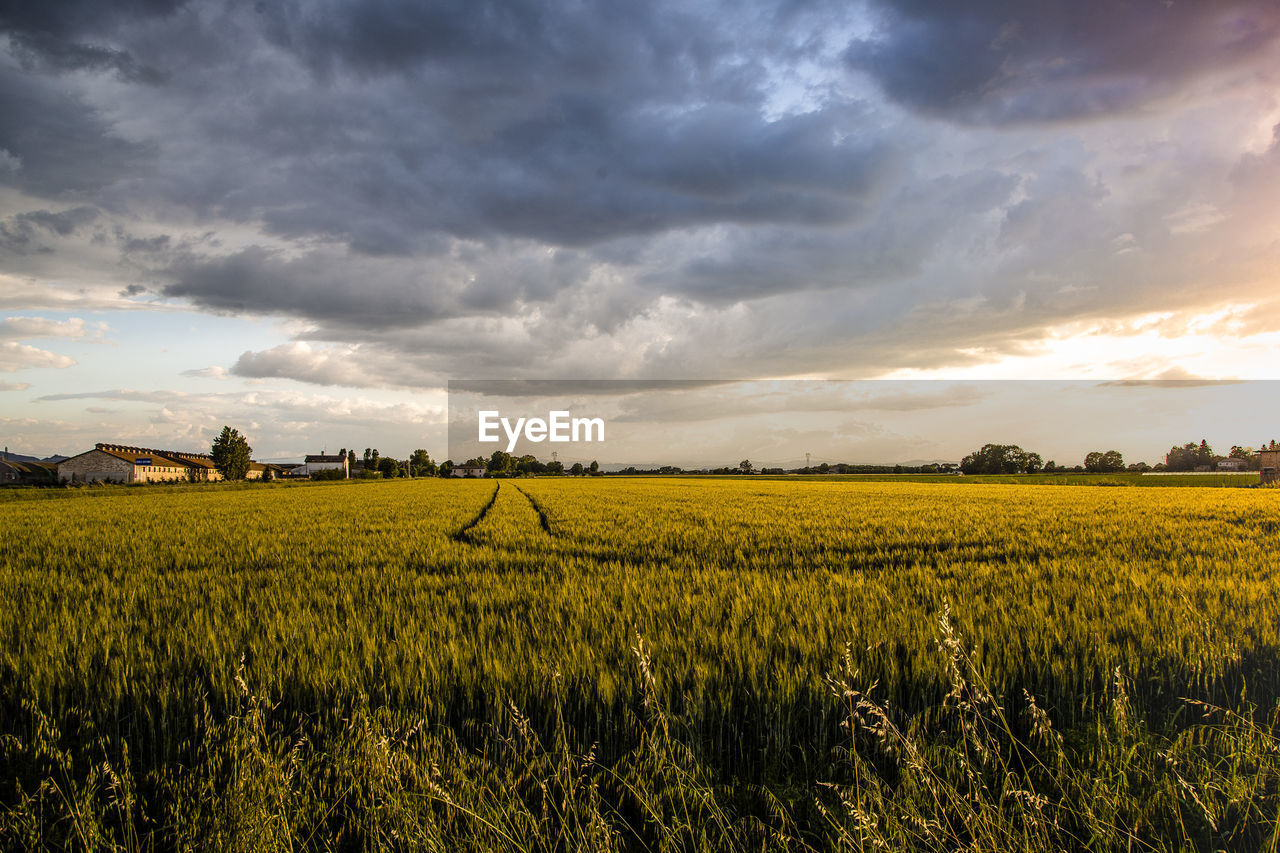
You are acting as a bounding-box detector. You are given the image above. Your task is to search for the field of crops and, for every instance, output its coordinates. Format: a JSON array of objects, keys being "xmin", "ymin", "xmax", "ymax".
[{"xmin": 1, "ymin": 477, "xmax": 1278, "ymax": 851}]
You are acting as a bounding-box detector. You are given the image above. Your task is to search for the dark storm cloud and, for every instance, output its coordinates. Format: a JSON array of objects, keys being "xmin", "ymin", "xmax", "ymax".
[
  {"xmin": 160, "ymin": 241, "xmax": 602, "ymax": 327},
  {"xmin": 4, "ymin": 0, "xmax": 1280, "ymax": 389},
  {"xmin": 8, "ymin": 32, "xmax": 166, "ymax": 84},
  {"xmin": 0, "ymin": 67, "xmax": 154, "ymax": 194},
  {"xmin": 161, "ymin": 247, "xmax": 452, "ymax": 326},
  {"xmin": 666, "ymin": 168, "xmax": 1017, "ymax": 301},
  {"xmin": 259, "ymin": 0, "xmax": 739, "ymax": 93},
  {"xmin": 0, "ymin": 0, "xmax": 182, "ymax": 36},
  {"xmin": 0, "ymin": 206, "xmax": 99, "ymax": 254},
  {"xmin": 846, "ymin": 0, "xmax": 1280, "ymax": 124},
  {"xmin": 0, "ymin": 0, "xmax": 892, "ymax": 249},
  {"xmin": 465, "ymin": 99, "xmax": 899, "ymax": 245},
  {"xmin": 0, "ymin": 0, "xmax": 177, "ymax": 83},
  {"xmin": 16, "ymin": 206, "xmax": 100, "ymax": 235}
]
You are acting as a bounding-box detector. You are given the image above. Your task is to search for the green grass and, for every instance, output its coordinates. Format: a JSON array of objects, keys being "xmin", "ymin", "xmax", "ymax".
[
  {"xmin": 681, "ymin": 472, "xmax": 1261, "ymax": 487},
  {"xmin": 1, "ymin": 478, "xmax": 1277, "ymax": 850}
]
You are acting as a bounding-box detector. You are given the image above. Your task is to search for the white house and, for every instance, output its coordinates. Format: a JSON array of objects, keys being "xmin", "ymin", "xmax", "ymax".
[
  {"xmin": 302, "ymin": 454, "xmax": 349, "ymax": 477},
  {"xmin": 450, "ymin": 465, "xmax": 486, "ymax": 478}
]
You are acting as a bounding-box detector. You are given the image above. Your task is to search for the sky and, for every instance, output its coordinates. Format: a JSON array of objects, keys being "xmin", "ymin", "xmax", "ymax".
[
  {"xmin": 445, "ymin": 380, "xmax": 1280, "ymax": 469},
  {"xmin": 2, "ymin": 0, "xmax": 1279, "ymax": 463}
]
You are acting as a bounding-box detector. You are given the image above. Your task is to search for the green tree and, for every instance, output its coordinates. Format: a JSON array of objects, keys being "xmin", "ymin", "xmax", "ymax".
[
  {"xmin": 1196, "ymin": 440, "xmax": 1212, "ymax": 468},
  {"xmin": 409, "ymin": 449, "xmax": 435, "ymax": 477},
  {"xmin": 514, "ymin": 454, "xmax": 544, "ymax": 475},
  {"xmin": 488, "ymin": 451, "xmax": 512, "ymax": 473},
  {"xmin": 960, "ymin": 444, "xmax": 1044, "ymax": 475},
  {"xmin": 260, "ymin": 465, "xmax": 273, "ymax": 482},
  {"xmin": 348, "ymin": 449, "xmax": 357, "ymax": 469},
  {"xmin": 570, "ymin": 462, "xmax": 584, "ymax": 476},
  {"xmin": 1165, "ymin": 440, "xmax": 1213, "ymax": 472},
  {"xmin": 739, "ymin": 459, "xmax": 753, "ymax": 473},
  {"xmin": 377, "ymin": 457, "xmax": 399, "ymax": 478},
  {"xmin": 589, "ymin": 460, "xmax": 599, "ymax": 474},
  {"xmin": 1084, "ymin": 450, "xmax": 1124, "ymax": 473},
  {"xmin": 210, "ymin": 426, "xmax": 252, "ymax": 481}
]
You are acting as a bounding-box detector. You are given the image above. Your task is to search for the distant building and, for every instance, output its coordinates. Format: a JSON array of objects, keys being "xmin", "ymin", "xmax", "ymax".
[
  {"xmin": 59, "ymin": 444, "xmax": 189, "ymax": 483},
  {"xmin": 167, "ymin": 450, "xmax": 223, "ymax": 481},
  {"xmin": 451, "ymin": 465, "xmax": 486, "ymax": 478},
  {"xmin": 249, "ymin": 462, "xmax": 286, "ymax": 480},
  {"xmin": 57, "ymin": 443, "xmax": 266, "ymax": 483},
  {"xmin": 302, "ymin": 454, "xmax": 348, "ymax": 478},
  {"xmin": 1217, "ymin": 458, "xmax": 1247, "ymax": 472},
  {"xmin": 0, "ymin": 458, "xmax": 57, "ymax": 485},
  {"xmin": 1260, "ymin": 449, "xmax": 1280, "ymax": 485}
]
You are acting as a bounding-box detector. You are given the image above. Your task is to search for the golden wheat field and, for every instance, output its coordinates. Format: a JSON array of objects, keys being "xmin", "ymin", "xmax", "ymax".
[{"xmin": 1, "ymin": 477, "xmax": 1278, "ymax": 851}]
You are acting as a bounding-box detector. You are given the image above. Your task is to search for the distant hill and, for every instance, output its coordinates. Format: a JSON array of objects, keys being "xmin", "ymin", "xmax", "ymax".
[{"xmin": 1, "ymin": 451, "xmax": 68, "ymax": 464}]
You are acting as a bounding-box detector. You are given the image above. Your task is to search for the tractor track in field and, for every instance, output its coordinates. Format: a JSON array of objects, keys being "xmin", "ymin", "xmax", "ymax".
[
  {"xmin": 511, "ymin": 484, "xmax": 554, "ymax": 536},
  {"xmin": 452, "ymin": 482, "xmax": 501, "ymax": 544}
]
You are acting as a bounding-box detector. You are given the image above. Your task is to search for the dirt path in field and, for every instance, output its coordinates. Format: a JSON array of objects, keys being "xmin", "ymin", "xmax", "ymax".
[
  {"xmin": 511, "ymin": 484, "xmax": 553, "ymax": 536},
  {"xmin": 452, "ymin": 482, "xmax": 501, "ymax": 544}
]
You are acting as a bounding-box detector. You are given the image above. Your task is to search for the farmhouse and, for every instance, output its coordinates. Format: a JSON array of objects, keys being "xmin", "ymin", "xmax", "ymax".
[
  {"xmin": 57, "ymin": 443, "xmax": 266, "ymax": 483},
  {"xmin": 1217, "ymin": 458, "xmax": 1247, "ymax": 471},
  {"xmin": 451, "ymin": 464, "xmax": 486, "ymax": 478},
  {"xmin": 300, "ymin": 454, "xmax": 349, "ymax": 478},
  {"xmin": 252, "ymin": 462, "xmax": 287, "ymax": 479}
]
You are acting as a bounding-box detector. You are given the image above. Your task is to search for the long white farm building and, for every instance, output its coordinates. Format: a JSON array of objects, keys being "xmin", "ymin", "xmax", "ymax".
[{"xmin": 57, "ymin": 443, "xmax": 269, "ymax": 483}]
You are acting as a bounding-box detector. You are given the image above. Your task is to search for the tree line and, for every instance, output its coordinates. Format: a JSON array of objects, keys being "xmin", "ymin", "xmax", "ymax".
[
  {"xmin": 454, "ymin": 451, "xmax": 600, "ymax": 477},
  {"xmin": 953, "ymin": 438, "xmax": 1280, "ymax": 476},
  {"xmin": 207, "ymin": 425, "xmax": 1280, "ymax": 482}
]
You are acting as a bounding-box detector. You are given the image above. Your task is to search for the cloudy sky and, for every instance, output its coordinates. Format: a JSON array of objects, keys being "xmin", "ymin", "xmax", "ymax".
[
  {"xmin": 2, "ymin": 0, "xmax": 1279, "ymax": 462},
  {"xmin": 445, "ymin": 380, "xmax": 1280, "ymax": 469}
]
